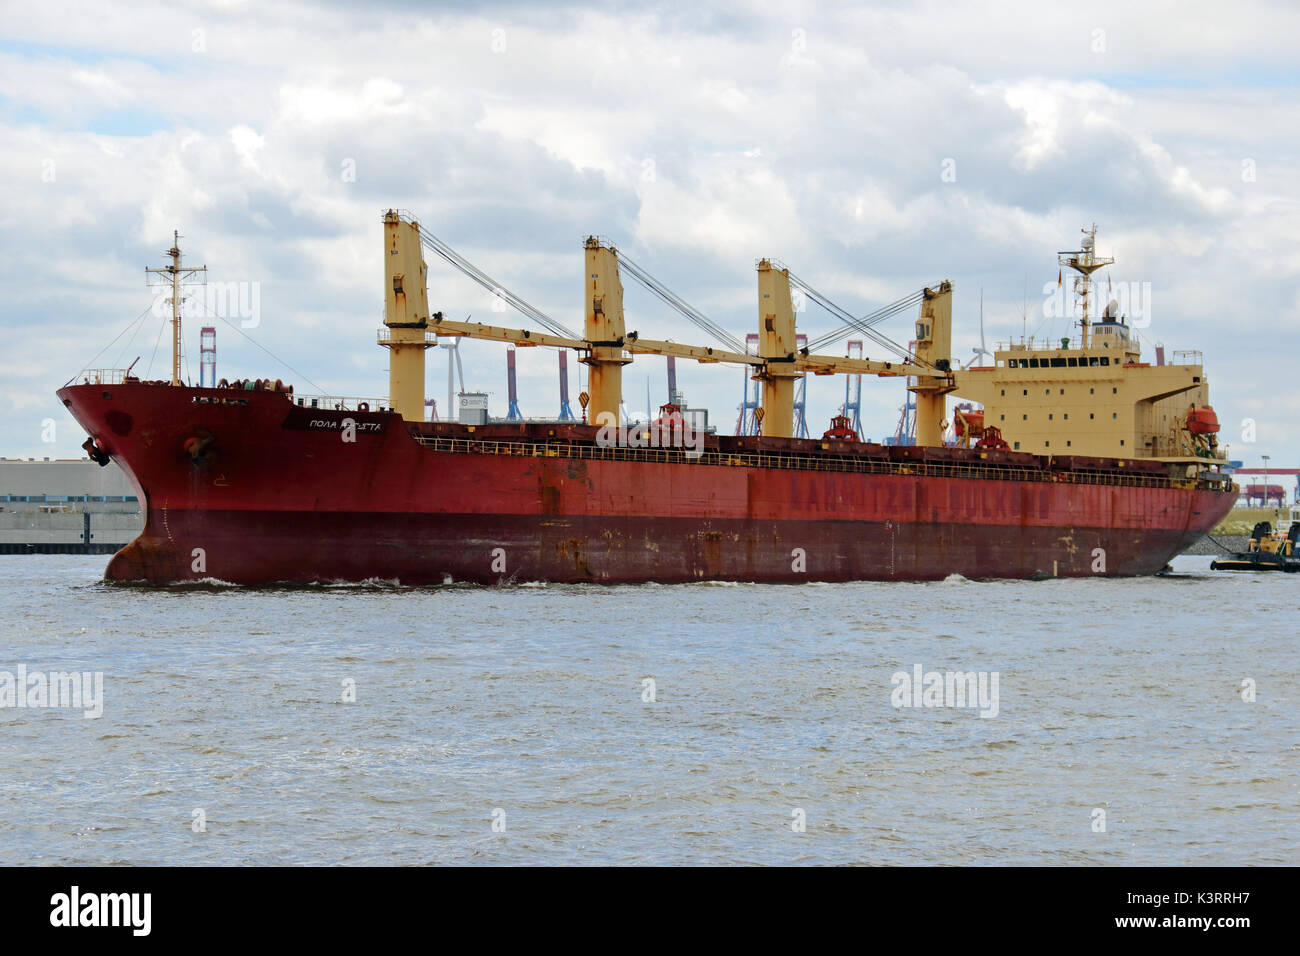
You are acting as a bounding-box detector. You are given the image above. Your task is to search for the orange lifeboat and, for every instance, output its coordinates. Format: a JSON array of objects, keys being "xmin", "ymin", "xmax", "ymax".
[
  {"xmin": 953, "ymin": 408, "xmax": 984, "ymax": 438},
  {"xmin": 1187, "ymin": 405, "xmax": 1220, "ymax": 435}
]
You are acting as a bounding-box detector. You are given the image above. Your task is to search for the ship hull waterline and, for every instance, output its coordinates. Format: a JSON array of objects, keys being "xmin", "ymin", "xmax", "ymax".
[{"xmin": 58, "ymin": 383, "xmax": 1237, "ymax": 586}]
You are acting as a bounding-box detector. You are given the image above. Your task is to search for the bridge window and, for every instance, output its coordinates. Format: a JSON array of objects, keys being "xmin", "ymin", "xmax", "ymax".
[{"xmin": 1068, "ymin": 357, "xmax": 1078, "ymax": 367}]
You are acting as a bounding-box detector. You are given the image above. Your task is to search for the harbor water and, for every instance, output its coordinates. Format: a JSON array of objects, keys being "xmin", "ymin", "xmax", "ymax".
[{"xmin": 1, "ymin": 553, "xmax": 1294, "ymax": 865}]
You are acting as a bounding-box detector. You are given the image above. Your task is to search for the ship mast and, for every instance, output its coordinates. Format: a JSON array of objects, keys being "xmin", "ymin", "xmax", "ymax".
[
  {"xmin": 146, "ymin": 231, "xmax": 206, "ymax": 386},
  {"xmin": 1057, "ymin": 224, "xmax": 1113, "ymax": 349}
]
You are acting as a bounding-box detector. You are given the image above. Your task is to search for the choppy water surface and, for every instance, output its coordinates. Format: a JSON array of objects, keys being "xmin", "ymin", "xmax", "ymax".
[{"xmin": 1, "ymin": 554, "xmax": 1295, "ymax": 865}]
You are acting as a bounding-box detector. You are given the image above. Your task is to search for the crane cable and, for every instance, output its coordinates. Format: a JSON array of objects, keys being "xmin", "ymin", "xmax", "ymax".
[
  {"xmin": 414, "ymin": 225, "xmax": 578, "ymax": 340},
  {"xmin": 615, "ymin": 250, "xmax": 746, "ymax": 353},
  {"xmin": 789, "ymin": 269, "xmax": 932, "ymax": 364},
  {"xmin": 805, "ymin": 288, "xmax": 927, "ymax": 356},
  {"xmin": 413, "ymin": 220, "xmax": 939, "ymax": 373}
]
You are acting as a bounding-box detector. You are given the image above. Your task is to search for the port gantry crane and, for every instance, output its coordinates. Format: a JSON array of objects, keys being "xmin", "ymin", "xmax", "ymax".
[{"xmin": 378, "ymin": 209, "xmax": 957, "ymax": 445}]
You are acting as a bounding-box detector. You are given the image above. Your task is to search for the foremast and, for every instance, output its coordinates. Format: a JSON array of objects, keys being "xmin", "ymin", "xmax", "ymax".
[{"xmin": 145, "ymin": 232, "xmax": 206, "ymax": 386}]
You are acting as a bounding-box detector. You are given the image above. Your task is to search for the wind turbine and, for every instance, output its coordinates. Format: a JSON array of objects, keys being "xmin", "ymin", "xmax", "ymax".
[
  {"xmin": 964, "ymin": 288, "xmax": 993, "ymax": 369},
  {"xmin": 436, "ymin": 316, "xmax": 468, "ymax": 421}
]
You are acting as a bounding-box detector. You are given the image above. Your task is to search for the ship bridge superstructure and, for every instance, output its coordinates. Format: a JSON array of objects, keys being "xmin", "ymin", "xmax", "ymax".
[
  {"xmin": 952, "ymin": 227, "xmax": 1222, "ymax": 463},
  {"xmin": 954, "ymin": 333, "xmax": 1214, "ymax": 460}
]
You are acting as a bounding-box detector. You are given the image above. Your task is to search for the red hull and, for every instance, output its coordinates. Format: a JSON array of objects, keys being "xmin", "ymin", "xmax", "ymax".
[{"xmin": 57, "ymin": 382, "xmax": 1236, "ymax": 585}]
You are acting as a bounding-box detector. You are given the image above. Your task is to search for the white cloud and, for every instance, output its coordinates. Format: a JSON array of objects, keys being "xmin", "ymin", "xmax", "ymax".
[
  {"xmin": 229, "ymin": 124, "xmax": 265, "ymax": 169},
  {"xmin": 0, "ymin": 0, "xmax": 1297, "ymax": 464},
  {"xmin": 70, "ymin": 68, "xmax": 134, "ymax": 108}
]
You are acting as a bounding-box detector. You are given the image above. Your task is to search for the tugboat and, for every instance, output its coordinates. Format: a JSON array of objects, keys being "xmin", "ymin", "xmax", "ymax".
[{"xmin": 1210, "ymin": 507, "xmax": 1300, "ymax": 571}]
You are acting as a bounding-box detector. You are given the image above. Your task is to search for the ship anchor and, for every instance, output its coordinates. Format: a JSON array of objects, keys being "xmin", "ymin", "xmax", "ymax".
[
  {"xmin": 184, "ymin": 429, "xmax": 216, "ymax": 464},
  {"xmin": 81, "ymin": 436, "xmax": 110, "ymax": 467}
]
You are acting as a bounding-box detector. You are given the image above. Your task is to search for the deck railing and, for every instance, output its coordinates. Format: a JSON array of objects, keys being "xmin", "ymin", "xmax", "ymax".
[
  {"xmin": 410, "ymin": 435, "xmax": 1182, "ymax": 490},
  {"xmin": 73, "ymin": 369, "xmax": 130, "ymax": 385},
  {"xmin": 72, "ymin": 372, "xmax": 393, "ymax": 413},
  {"xmin": 288, "ymin": 394, "xmax": 392, "ymax": 412},
  {"xmin": 377, "ymin": 328, "xmax": 440, "ymax": 347}
]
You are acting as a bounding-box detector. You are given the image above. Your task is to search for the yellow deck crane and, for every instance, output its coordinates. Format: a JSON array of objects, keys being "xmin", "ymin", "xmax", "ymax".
[{"xmin": 379, "ymin": 210, "xmax": 956, "ymax": 445}]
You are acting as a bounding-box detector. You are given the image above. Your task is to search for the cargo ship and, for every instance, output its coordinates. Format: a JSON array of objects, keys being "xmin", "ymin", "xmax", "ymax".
[{"xmin": 57, "ymin": 217, "xmax": 1236, "ymax": 585}]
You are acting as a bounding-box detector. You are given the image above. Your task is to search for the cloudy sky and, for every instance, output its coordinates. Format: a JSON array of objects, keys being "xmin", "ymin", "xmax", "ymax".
[{"xmin": 3, "ymin": 0, "xmax": 1297, "ymax": 472}]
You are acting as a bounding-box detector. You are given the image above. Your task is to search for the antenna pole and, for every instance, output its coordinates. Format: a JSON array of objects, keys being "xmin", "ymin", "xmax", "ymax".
[
  {"xmin": 171, "ymin": 235, "xmax": 181, "ymax": 383},
  {"xmin": 1058, "ymin": 224, "xmax": 1113, "ymax": 351}
]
